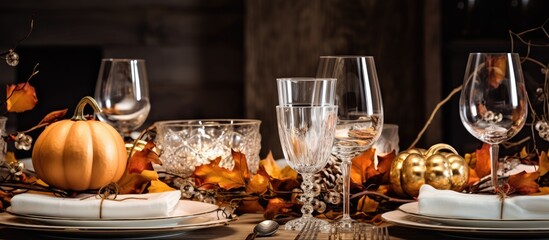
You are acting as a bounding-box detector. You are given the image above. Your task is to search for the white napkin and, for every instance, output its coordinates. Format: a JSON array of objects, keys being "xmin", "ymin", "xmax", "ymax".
[
  {"xmin": 418, "ymin": 184, "xmax": 549, "ymax": 220},
  {"xmin": 10, "ymin": 190, "xmax": 181, "ymax": 219}
]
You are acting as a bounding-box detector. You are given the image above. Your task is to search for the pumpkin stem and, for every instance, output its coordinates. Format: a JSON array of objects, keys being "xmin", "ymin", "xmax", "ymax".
[
  {"xmin": 425, "ymin": 143, "xmax": 458, "ymax": 156},
  {"xmin": 71, "ymin": 96, "xmax": 102, "ymax": 121}
]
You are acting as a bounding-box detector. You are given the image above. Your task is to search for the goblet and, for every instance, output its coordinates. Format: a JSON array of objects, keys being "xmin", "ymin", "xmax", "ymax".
[
  {"xmin": 459, "ymin": 53, "xmax": 528, "ymax": 192},
  {"xmin": 316, "ymin": 56, "xmax": 384, "ymax": 231},
  {"xmin": 276, "ymin": 78, "xmax": 337, "ymax": 231},
  {"xmin": 94, "ymin": 58, "xmax": 151, "ymax": 141}
]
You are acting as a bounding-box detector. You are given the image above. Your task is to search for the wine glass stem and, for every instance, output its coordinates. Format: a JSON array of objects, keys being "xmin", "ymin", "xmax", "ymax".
[
  {"xmin": 341, "ymin": 158, "xmax": 352, "ymax": 221},
  {"xmin": 490, "ymin": 144, "xmax": 500, "ymax": 192},
  {"xmin": 300, "ymin": 173, "xmax": 315, "ymax": 218}
]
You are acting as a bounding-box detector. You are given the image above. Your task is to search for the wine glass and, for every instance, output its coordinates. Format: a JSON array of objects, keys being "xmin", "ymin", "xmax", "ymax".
[
  {"xmin": 316, "ymin": 56, "xmax": 384, "ymax": 231},
  {"xmin": 459, "ymin": 53, "xmax": 528, "ymax": 192},
  {"xmin": 276, "ymin": 78, "xmax": 337, "ymax": 231},
  {"xmin": 94, "ymin": 58, "xmax": 151, "ymax": 141}
]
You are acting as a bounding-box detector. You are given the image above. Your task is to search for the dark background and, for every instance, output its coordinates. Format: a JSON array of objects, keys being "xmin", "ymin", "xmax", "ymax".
[{"xmin": 0, "ymin": 0, "xmax": 548, "ymax": 159}]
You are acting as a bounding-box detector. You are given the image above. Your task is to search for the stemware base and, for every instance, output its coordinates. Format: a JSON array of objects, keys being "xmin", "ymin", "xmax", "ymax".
[
  {"xmin": 284, "ymin": 216, "xmax": 331, "ymax": 233},
  {"xmin": 335, "ymin": 217, "xmax": 356, "ymax": 232}
]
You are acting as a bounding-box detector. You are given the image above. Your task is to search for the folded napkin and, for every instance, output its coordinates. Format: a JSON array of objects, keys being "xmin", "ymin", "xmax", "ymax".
[
  {"xmin": 10, "ymin": 190, "xmax": 181, "ymax": 219},
  {"xmin": 418, "ymin": 184, "xmax": 549, "ymax": 220}
]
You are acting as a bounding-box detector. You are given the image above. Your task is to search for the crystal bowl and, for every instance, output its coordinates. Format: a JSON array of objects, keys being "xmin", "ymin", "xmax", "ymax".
[{"xmin": 154, "ymin": 119, "xmax": 262, "ymax": 177}]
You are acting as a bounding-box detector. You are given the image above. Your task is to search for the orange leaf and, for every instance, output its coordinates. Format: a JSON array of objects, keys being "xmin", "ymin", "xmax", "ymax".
[
  {"xmin": 117, "ymin": 141, "xmax": 161, "ymax": 194},
  {"xmin": 6, "ymin": 82, "xmax": 38, "ymax": 113},
  {"xmin": 467, "ymin": 168, "xmax": 480, "ymax": 186},
  {"xmin": 127, "ymin": 141, "xmax": 161, "ymax": 174},
  {"xmin": 193, "ymin": 151, "xmax": 249, "ymax": 190},
  {"xmin": 539, "ymin": 151, "xmax": 549, "ymax": 176},
  {"xmin": 260, "ymin": 151, "xmax": 297, "ymax": 180},
  {"xmin": 147, "ymin": 180, "xmax": 176, "ymax": 193},
  {"xmin": 508, "ymin": 171, "xmax": 540, "ymax": 195},
  {"xmin": 350, "ymin": 148, "xmax": 376, "ymax": 185},
  {"xmin": 474, "ymin": 143, "xmax": 491, "ymax": 179},
  {"xmin": 246, "ymin": 168, "xmax": 270, "ymax": 194},
  {"xmin": 263, "ymin": 198, "xmax": 294, "ymax": 220},
  {"xmin": 533, "ymin": 187, "xmax": 549, "ymax": 195}
]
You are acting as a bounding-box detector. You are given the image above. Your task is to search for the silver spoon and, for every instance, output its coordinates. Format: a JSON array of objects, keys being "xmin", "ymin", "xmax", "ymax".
[{"xmin": 245, "ymin": 220, "xmax": 279, "ymax": 240}]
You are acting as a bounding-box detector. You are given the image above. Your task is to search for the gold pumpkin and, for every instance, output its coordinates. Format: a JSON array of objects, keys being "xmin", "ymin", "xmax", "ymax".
[
  {"xmin": 390, "ymin": 143, "xmax": 469, "ymax": 198},
  {"xmin": 32, "ymin": 96, "xmax": 127, "ymax": 191}
]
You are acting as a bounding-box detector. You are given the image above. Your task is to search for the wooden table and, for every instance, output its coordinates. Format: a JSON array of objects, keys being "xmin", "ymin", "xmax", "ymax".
[{"xmin": 0, "ymin": 213, "xmax": 490, "ymax": 239}]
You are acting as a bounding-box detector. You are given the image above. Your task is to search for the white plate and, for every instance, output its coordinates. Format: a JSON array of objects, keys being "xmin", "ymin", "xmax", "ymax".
[
  {"xmin": 382, "ymin": 210, "xmax": 549, "ymax": 237},
  {"xmin": 0, "ymin": 210, "xmax": 233, "ymax": 238},
  {"xmin": 398, "ymin": 202, "xmax": 549, "ymax": 228},
  {"xmin": 7, "ymin": 200, "xmax": 219, "ymax": 227}
]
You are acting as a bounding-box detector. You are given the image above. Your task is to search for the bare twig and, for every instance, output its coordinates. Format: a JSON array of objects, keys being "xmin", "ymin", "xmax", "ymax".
[{"xmin": 408, "ymin": 85, "xmax": 463, "ymax": 149}]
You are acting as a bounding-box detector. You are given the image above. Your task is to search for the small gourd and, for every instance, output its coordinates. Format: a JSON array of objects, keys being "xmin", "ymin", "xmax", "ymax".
[
  {"xmin": 32, "ymin": 96, "xmax": 127, "ymax": 191},
  {"xmin": 389, "ymin": 143, "xmax": 469, "ymax": 198}
]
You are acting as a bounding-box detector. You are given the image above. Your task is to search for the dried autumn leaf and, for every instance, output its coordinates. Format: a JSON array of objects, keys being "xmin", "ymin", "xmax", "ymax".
[
  {"xmin": 260, "ymin": 152, "xmax": 298, "ymax": 180},
  {"xmin": 117, "ymin": 141, "xmax": 161, "ymax": 194},
  {"xmin": 467, "ymin": 168, "xmax": 480, "ymax": 186},
  {"xmin": 193, "ymin": 151, "xmax": 248, "ymax": 190},
  {"xmin": 350, "ymin": 149, "xmax": 376, "ymax": 185},
  {"xmin": 117, "ymin": 173, "xmax": 149, "ymax": 194},
  {"xmin": 508, "ymin": 171, "xmax": 540, "ymax": 195},
  {"xmin": 474, "ymin": 143, "xmax": 491, "ymax": 179},
  {"xmin": 245, "ymin": 168, "xmax": 270, "ymax": 194},
  {"xmin": 6, "ymin": 82, "xmax": 38, "ymax": 113},
  {"xmin": 259, "ymin": 151, "xmax": 298, "ymax": 192},
  {"xmin": 147, "ymin": 180, "xmax": 175, "ymax": 193},
  {"xmin": 356, "ymin": 195, "xmax": 379, "ymax": 213},
  {"xmin": 539, "ymin": 151, "xmax": 549, "ymax": 176},
  {"xmin": 37, "ymin": 109, "xmax": 68, "ymax": 126},
  {"xmin": 236, "ymin": 197, "xmax": 265, "ymax": 214},
  {"xmin": 534, "ymin": 187, "xmax": 549, "ymax": 195},
  {"xmin": 377, "ymin": 151, "xmax": 396, "ymax": 183},
  {"xmin": 263, "ymin": 198, "xmax": 294, "ymax": 220},
  {"xmin": 127, "ymin": 141, "xmax": 161, "ymax": 174},
  {"xmin": 486, "ymin": 55, "xmax": 507, "ymax": 88}
]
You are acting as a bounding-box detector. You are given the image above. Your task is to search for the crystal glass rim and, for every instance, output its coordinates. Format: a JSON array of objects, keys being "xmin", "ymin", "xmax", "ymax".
[
  {"xmin": 276, "ymin": 77, "xmax": 336, "ymax": 82},
  {"xmin": 275, "ymin": 105, "xmax": 337, "ymax": 108},
  {"xmin": 101, "ymin": 58, "xmax": 145, "ymax": 62},
  {"xmin": 319, "ymin": 55, "xmax": 374, "ymax": 59},
  {"xmin": 468, "ymin": 52, "xmax": 520, "ymax": 56},
  {"xmin": 154, "ymin": 119, "xmax": 261, "ymax": 127}
]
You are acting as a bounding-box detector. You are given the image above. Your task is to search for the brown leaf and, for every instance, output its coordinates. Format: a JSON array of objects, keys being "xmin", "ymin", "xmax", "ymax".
[
  {"xmin": 127, "ymin": 141, "xmax": 161, "ymax": 174},
  {"xmin": 37, "ymin": 109, "xmax": 68, "ymax": 126},
  {"xmin": 263, "ymin": 198, "xmax": 294, "ymax": 220},
  {"xmin": 6, "ymin": 82, "xmax": 38, "ymax": 113},
  {"xmin": 236, "ymin": 197, "xmax": 265, "ymax": 214},
  {"xmin": 539, "ymin": 151, "xmax": 549, "ymax": 176},
  {"xmin": 350, "ymin": 148, "xmax": 392, "ymax": 186},
  {"xmin": 117, "ymin": 141, "xmax": 161, "ymax": 194},
  {"xmin": 508, "ymin": 171, "xmax": 540, "ymax": 195},
  {"xmin": 474, "ymin": 143, "xmax": 491, "ymax": 179},
  {"xmin": 350, "ymin": 149, "xmax": 375, "ymax": 185},
  {"xmin": 356, "ymin": 195, "xmax": 379, "ymax": 213},
  {"xmin": 117, "ymin": 173, "xmax": 150, "ymax": 194},
  {"xmin": 486, "ymin": 55, "xmax": 507, "ymax": 88}
]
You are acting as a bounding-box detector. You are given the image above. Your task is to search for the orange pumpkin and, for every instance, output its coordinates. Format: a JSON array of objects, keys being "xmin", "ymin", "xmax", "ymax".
[{"xmin": 32, "ymin": 96, "xmax": 127, "ymax": 191}]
